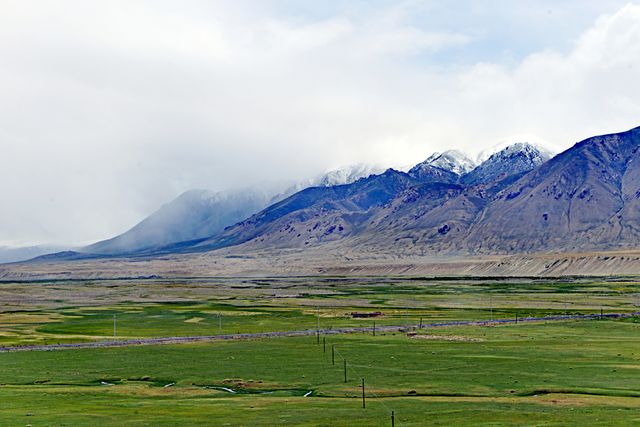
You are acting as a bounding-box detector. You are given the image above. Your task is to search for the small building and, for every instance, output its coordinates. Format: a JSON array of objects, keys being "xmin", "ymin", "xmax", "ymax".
[{"xmin": 350, "ymin": 311, "xmax": 383, "ymax": 318}]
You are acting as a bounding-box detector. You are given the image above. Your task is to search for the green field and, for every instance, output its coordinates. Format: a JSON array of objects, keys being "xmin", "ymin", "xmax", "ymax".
[
  {"xmin": 1, "ymin": 277, "xmax": 640, "ymax": 425},
  {"xmin": 1, "ymin": 277, "xmax": 639, "ymax": 346}
]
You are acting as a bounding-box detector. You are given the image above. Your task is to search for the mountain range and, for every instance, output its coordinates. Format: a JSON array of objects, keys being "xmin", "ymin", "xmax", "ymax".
[
  {"xmin": 183, "ymin": 139, "xmax": 554, "ymax": 255},
  {"xmin": 16, "ymin": 125, "xmax": 640, "ymax": 265}
]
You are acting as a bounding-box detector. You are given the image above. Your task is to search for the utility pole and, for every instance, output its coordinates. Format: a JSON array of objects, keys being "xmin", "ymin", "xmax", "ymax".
[
  {"xmin": 600, "ymin": 307, "xmax": 604, "ymax": 320},
  {"xmin": 362, "ymin": 378, "xmax": 366, "ymax": 408},
  {"xmin": 391, "ymin": 411, "xmax": 395, "ymax": 427},
  {"xmin": 490, "ymin": 294, "xmax": 493, "ymax": 321},
  {"xmin": 323, "ymin": 336, "xmax": 326, "ymax": 353},
  {"xmin": 317, "ymin": 306, "xmax": 320, "ymax": 344},
  {"xmin": 373, "ymin": 321, "xmax": 376, "ymax": 336},
  {"xmin": 332, "ymin": 344, "xmax": 335, "ymax": 365},
  {"xmin": 344, "ymin": 359, "xmax": 347, "ymax": 383},
  {"xmin": 419, "ymin": 317, "xmax": 423, "ymax": 329}
]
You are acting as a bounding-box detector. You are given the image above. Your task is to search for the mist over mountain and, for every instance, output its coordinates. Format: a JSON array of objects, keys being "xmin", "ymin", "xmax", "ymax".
[
  {"xmin": 84, "ymin": 188, "xmax": 279, "ymax": 255},
  {"xmin": 0, "ymin": 245, "xmax": 71, "ymax": 264},
  {"xmin": 83, "ymin": 164, "xmax": 386, "ymax": 255},
  {"xmin": 311, "ymin": 164, "xmax": 387, "ymax": 187}
]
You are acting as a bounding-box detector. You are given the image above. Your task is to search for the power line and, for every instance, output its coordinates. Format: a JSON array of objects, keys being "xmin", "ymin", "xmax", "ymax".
[{"xmin": 333, "ymin": 346, "xmax": 395, "ymax": 414}]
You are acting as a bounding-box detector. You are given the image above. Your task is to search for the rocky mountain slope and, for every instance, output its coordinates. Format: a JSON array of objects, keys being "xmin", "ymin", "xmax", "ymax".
[
  {"xmin": 187, "ymin": 169, "xmax": 428, "ymax": 252},
  {"xmin": 356, "ymin": 128, "xmax": 640, "ymax": 255},
  {"xmin": 462, "ymin": 142, "xmax": 553, "ymax": 186},
  {"xmin": 464, "ymin": 126, "xmax": 640, "ymax": 252}
]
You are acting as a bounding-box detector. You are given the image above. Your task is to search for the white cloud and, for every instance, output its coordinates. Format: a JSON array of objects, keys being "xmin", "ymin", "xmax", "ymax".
[
  {"xmin": 0, "ymin": 1, "xmax": 639, "ymax": 246},
  {"xmin": 455, "ymin": 3, "xmax": 640, "ymax": 147}
]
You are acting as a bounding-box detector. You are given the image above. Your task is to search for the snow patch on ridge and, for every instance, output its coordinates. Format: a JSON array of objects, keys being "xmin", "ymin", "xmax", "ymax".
[{"xmin": 426, "ymin": 150, "xmax": 476, "ymax": 175}]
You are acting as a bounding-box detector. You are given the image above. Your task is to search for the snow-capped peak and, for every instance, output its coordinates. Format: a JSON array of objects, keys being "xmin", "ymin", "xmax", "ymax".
[
  {"xmin": 479, "ymin": 142, "xmax": 554, "ymax": 166},
  {"xmin": 425, "ymin": 149, "xmax": 476, "ymax": 175},
  {"xmin": 461, "ymin": 141, "xmax": 555, "ymax": 186},
  {"xmin": 476, "ymin": 137, "xmax": 557, "ymax": 164}
]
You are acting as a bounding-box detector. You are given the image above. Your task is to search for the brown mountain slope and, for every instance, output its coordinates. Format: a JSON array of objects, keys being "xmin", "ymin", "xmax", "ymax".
[{"xmin": 462, "ymin": 126, "xmax": 640, "ymax": 253}]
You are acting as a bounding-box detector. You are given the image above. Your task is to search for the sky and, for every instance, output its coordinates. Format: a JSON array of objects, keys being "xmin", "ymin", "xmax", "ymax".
[{"xmin": 1, "ymin": 0, "xmax": 640, "ymax": 247}]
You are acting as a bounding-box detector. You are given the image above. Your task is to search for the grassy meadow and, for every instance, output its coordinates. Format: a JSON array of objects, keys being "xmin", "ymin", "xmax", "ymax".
[{"xmin": 1, "ymin": 277, "xmax": 640, "ymax": 425}]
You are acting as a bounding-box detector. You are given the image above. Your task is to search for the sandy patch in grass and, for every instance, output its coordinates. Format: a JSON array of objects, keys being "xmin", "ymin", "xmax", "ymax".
[
  {"xmin": 532, "ymin": 393, "xmax": 640, "ymax": 407},
  {"xmin": 2, "ymin": 384, "xmax": 226, "ymax": 398},
  {"xmin": 611, "ymin": 364, "xmax": 640, "ymax": 369},
  {"xmin": 184, "ymin": 317, "xmax": 204, "ymax": 323},
  {"xmin": 0, "ymin": 312, "xmax": 71, "ymax": 324},
  {"xmin": 198, "ymin": 310, "xmax": 261, "ymax": 316}
]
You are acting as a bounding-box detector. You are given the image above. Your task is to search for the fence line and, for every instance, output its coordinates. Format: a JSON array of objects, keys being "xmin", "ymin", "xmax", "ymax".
[{"xmin": 1, "ymin": 311, "xmax": 635, "ymax": 353}]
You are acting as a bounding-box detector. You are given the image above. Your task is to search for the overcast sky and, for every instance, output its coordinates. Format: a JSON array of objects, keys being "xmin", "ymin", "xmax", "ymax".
[{"xmin": 2, "ymin": 0, "xmax": 640, "ymax": 247}]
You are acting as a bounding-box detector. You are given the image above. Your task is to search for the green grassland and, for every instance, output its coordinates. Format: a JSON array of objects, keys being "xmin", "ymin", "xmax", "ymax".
[
  {"xmin": 1, "ymin": 321, "xmax": 640, "ymax": 425},
  {"xmin": 1, "ymin": 277, "xmax": 639, "ymax": 346},
  {"xmin": 1, "ymin": 277, "xmax": 640, "ymax": 425}
]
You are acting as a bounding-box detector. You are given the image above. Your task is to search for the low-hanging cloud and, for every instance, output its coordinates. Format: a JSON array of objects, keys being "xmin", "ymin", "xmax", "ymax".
[{"xmin": 0, "ymin": 0, "xmax": 639, "ymax": 246}]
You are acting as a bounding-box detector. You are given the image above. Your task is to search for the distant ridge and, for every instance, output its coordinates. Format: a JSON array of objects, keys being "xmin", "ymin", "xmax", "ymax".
[{"xmin": 27, "ymin": 251, "xmax": 95, "ymax": 263}]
